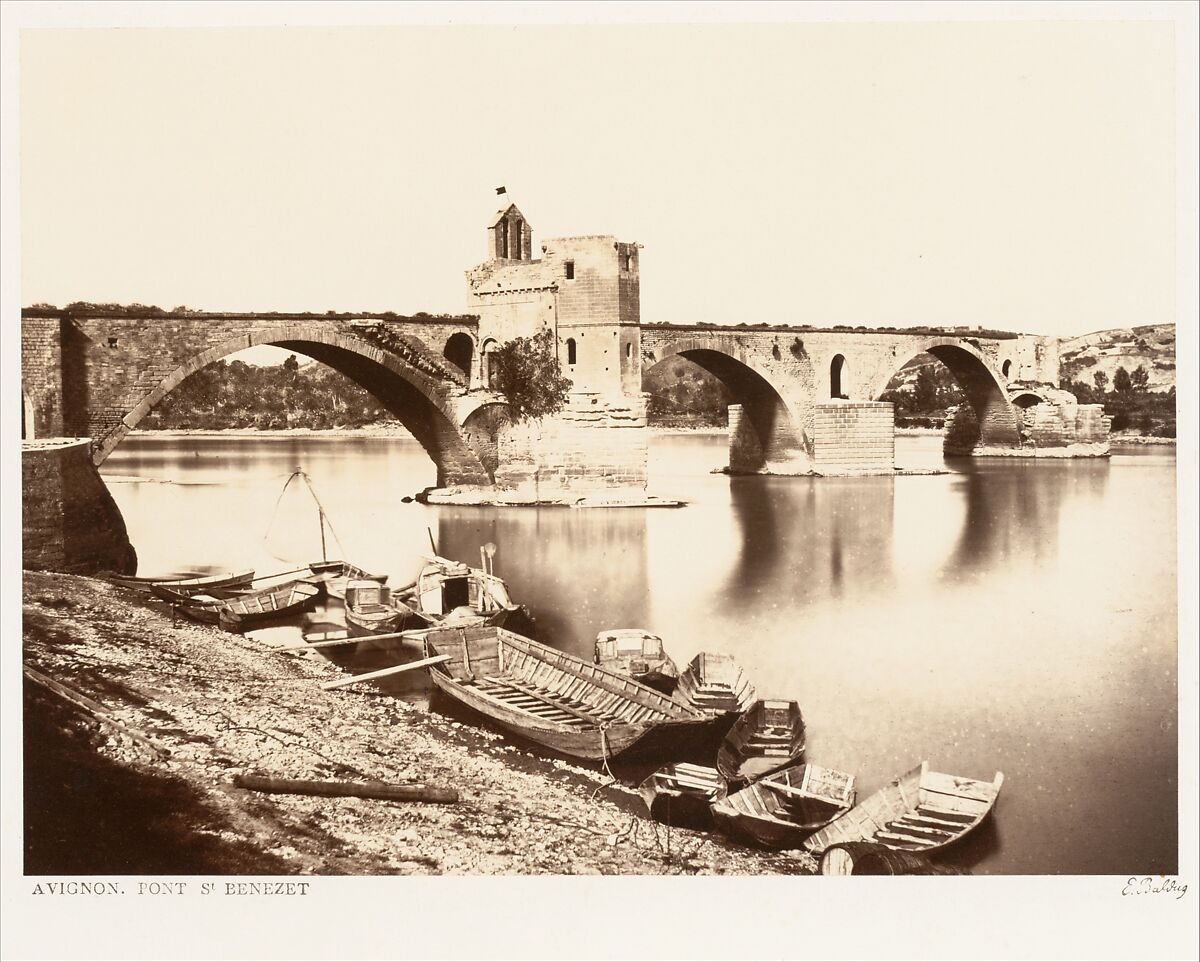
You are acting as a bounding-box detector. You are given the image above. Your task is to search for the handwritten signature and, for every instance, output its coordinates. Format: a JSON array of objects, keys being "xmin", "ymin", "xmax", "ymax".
[{"xmin": 1122, "ymin": 877, "xmax": 1188, "ymax": 900}]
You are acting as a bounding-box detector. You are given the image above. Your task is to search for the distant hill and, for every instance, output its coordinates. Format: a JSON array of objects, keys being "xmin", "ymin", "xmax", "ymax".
[{"xmin": 1060, "ymin": 323, "xmax": 1175, "ymax": 393}]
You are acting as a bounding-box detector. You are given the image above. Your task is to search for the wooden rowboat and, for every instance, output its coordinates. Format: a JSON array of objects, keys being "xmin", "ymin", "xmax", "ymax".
[
  {"xmin": 422, "ymin": 626, "xmax": 719, "ymax": 761},
  {"xmin": 308, "ymin": 561, "xmax": 390, "ymax": 601},
  {"xmin": 109, "ymin": 568, "xmax": 255, "ymax": 592},
  {"xmin": 673, "ymin": 652, "xmax": 756, "ymax": 715},
  {"xmin": 174, "ymin": 579, "xmax": 324, "ymax": 632},
  {"xmin": 343, "ymin": 580, "xmax": 427, "ymax": 636},
  {"xmin": 802, "ymin": 761, "xmax": 1004, "ymax": 856},
  {"xmin": 408, "ymin": 555, "xmax": 532, "ymax": 633},
  {"xmin": 638, "ymin": 763, "xmax": 726, "ymax": 829},
  {"xmin": 594, "ymin": 629, "xmax": 679, "ymax": 694},
  {"xmin": 716, "ymin": 699, "xmax": 806, "ymax": 782},
  {"xmin": 711, "ymin": 763, "xmax": 856, "ymax": 849}
]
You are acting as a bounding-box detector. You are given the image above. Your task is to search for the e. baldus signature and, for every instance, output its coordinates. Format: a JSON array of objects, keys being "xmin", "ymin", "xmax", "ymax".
[{"xmin": 1122, "ymin": 877, "xmax": 1188, "ymax": 900}]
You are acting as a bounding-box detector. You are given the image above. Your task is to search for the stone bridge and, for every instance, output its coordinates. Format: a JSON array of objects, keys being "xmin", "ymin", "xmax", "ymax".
[
  {"xmin": 640, "ymin": 323, "xmax": 1107, "ymax": 474},
  {"xmin": 22, "ymin": 307, "xmax": 1109, "ymax": 492},
  {"xmin": 20, "ymin": 308, "xmax": 506, "ymax": 486}
]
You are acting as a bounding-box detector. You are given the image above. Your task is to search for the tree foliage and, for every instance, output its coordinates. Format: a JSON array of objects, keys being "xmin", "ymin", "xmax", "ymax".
[
  {"xmin": 1061, "ymin": 365, "xmax": 1175, "ymax": 437},
  {"xmin": 490, "ymin": 329, "xmax": 572, "ymax": 422},
  {"xmin": 141, "ymin": 355, "xmax": 392, "ymax": 431}
]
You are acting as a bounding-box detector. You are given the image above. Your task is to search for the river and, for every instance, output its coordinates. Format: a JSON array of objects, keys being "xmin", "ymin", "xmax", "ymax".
[{"xmin": 100, "ymin": 431, "xmax": 1178, "ymax": 875}]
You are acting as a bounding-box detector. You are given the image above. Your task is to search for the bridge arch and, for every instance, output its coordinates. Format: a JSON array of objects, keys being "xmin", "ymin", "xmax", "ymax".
[
  {"xmin": 870, "ymin": 337, "xmax": 1021, "ymax": 448},
  {"xmin": 94, "ymin": 326, "xmax": 494, "ymax": 486},
  {"xmin": 644, "ymin": 336, "xmax": 811, "ymax": 471}
]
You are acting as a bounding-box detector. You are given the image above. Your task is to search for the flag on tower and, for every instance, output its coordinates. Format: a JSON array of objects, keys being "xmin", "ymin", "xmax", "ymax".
[{"xmin": 495, "ymin": 186, "xmax": 507, "ymax": 195}]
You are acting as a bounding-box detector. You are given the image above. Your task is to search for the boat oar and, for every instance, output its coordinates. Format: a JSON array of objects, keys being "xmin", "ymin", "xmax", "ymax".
[
  {"xmin": 276, "ymin": 628, "xmax": 430, "ymax": 652},
  {"xmin": 320, "ymin": 655, "xmax": 449, "ymax": 690}
]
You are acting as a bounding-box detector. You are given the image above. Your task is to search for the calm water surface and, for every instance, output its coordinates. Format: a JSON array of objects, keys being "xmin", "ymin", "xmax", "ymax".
[{"xmin": 101, "ymin": 432, "xmax": 1178, "ymax": 875}]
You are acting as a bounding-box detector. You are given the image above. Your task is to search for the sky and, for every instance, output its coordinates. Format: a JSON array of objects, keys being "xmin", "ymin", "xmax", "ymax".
[{"xmin": 18, "ymin": 20, "xmax": 1176, "ymax": 338}]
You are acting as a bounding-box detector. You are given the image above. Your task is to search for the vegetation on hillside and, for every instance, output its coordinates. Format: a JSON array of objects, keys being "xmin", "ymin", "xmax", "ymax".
[
  {"xmin": 644, "ymin": 359, "xmax": 732, "ymax": 426},
  {"xmin": 879, "ymin": 362, "xmax": 966, "ymax": 428},
  {"xmin": 1061, "ymin": 366, "xmax": 1176, "ymax": 437},
  {"xmin": 140, "ymin": 356, "xmax": 391, "ymax": 430}
]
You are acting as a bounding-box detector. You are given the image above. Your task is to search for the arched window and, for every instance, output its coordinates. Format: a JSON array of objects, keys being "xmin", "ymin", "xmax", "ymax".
[
  {"xmin": 481, "ymin": 338, "xmax": 499, "ymax": 389},
  {"xmin": 830, "ymin": 354, "xmax": 847, "ymax": 399},
  {"xmin": 566, "ymin": 338, "xmax": 577, "ymax": 365},
  {"xmin": 625, "ymin": 342, "xmax": 632, "ymax": 359},
  {"xmin": 1002, "ymin": 359, "xmax": 1012, "ymax": 380}
]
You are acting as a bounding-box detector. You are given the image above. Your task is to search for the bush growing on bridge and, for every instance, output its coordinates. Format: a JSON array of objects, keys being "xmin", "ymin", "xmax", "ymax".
[{"xmin": 490, "ymin": 329, "xmax": 572, "ymax": 422}]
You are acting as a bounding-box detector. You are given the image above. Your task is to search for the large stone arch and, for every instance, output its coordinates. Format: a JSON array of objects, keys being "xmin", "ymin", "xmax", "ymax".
[
  {"xmin": 869, "ymin": 337, "xmax": 1021, "ymax": 449},
  {"xmin": 643, "ymin": 336, "xmax": 812, "ymax": 472},
  {"xmin": 93, "ymin": 326, "xmax": 494, "ymax": 487}
]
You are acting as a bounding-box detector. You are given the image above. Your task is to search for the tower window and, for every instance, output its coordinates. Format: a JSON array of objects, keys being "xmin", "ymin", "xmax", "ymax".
[
  {"xmin": 566, "ymin": 338, "xmax": 577, "ymax": 365},
  {"xmin": 565, "ymin": 260, "xmax": 575, "ymax": 280},
  {"xmin": 107, "ymin": 336, "xmax": 118, "ymax": 348},
  {"xmin": 626, "ymin": 342, "xmax": 632, "ymax": 359},
  {"xmin": 624, "ymin": 254, "xmax": 633, "ymax": 271}
]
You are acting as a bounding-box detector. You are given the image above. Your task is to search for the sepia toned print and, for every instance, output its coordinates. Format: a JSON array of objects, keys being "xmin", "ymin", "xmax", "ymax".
[{"xmin": 6, "ymin": 8, "xmax": 1195, "ymax": 962}]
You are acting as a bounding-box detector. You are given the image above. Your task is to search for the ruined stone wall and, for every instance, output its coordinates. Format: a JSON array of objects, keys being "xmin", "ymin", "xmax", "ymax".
[
  {"xmin": 20, "ymin": 316, "xmax": 63, "ymax": 438},
  {"xmin": 811, "ymin": 401, "xmax": 896, "ymax": 475},
  {"xmin": 20, "ymin": 310, "xmax": 477, "ymax": 460},
  {"xmin": 22, "ymin": 439, "xmax": 136, "ymax": 575},
  {"xmin": 492, "ymin": 394, "xmax": 648, "ymax": 496}
]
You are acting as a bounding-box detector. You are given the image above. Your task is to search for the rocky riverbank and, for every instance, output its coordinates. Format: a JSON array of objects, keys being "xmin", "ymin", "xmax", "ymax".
[{"xmin": 22, "ymin": 571, "xmax": 814, "ymax": 876}]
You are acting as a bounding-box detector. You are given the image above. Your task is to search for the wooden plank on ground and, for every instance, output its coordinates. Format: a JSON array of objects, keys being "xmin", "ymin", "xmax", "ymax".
[{"xmin": 320, "ymin": 655, "xmax": 450, "ymax": 690}]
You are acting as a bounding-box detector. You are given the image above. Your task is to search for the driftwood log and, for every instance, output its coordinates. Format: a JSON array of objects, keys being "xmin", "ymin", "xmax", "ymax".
[{"xmin": 233, "ymin": 774, "xmax": 459, "ymax": 804}]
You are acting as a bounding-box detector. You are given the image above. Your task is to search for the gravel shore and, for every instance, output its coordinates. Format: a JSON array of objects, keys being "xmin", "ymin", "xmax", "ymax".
[{"xmin": 22, "ymin": 571, "xmax": 814, "ymax": 876}]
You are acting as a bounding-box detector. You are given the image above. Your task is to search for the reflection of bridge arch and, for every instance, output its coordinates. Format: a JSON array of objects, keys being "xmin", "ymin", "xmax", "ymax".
[
  {"xmin": 870, "ymin": 338, "xmax": 1021, "ymax": 448},
  {"xmin": 643, "ymin": 336, "xmax": 811, "ymax": 470},
  {"xmin": 94, "ymin": 327, "xmax": 494, "ymax": 486}
]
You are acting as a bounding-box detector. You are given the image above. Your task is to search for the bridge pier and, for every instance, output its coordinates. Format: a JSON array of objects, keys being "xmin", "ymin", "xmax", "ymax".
[{"xmin": 945, "ymin": 385, "xmax": 1110, "ymax": 458}]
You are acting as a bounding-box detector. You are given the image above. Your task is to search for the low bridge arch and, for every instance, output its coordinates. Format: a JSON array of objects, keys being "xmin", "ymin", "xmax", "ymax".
[
  {"xmin": 643, "ymin": 331, "xmax": 814, "ymax": 472},
  {"xmin": 94, "ymin": 324, "xmax": 495, "ymax": 486},
  {"xmin": 868, "ymin": 336, "xmax": 1022, "ymax": 448}
]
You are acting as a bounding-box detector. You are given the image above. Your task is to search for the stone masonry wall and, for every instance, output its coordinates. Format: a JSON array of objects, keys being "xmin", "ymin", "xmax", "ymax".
[
  {"xmin": 492, "ymin": 394, "xmax": 649, "ymax": 496},
  {"xmin": 21, "ymin": 316, "xmax": 63, "ymax": 438},
  {"xmin": 811, "ymin": 401, "xmax": 896, "ymax": 475},
  {"xmin": 20, "ymin": 310, "xmax": 477, "ymax": 452},
  {"xmin": 23, "ymin": 439, "xmax": 136, "ymax": 575}
]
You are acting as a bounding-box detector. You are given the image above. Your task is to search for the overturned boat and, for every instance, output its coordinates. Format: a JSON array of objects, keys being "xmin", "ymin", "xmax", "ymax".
[
  {"xmin": 716, "ymin": 699, "xmax": 806, "ymax": 782},
  {"xmin": 422, "ymin": 626, "xmax": 719, "ymax": 761},
  {"xmin": 711, "ymin": 763, "xmax": 856, "ymax": 849},
  {"xmin": 802, "ymin": 761, "xmax": 1004, "ymax": 856},
  {"xmin": 594, "ymin": 629, "xmax": 679, "ymax": 694},
  {"xmin": 673, "ymin": 652, "xmax": 756, "ymax": 715}
]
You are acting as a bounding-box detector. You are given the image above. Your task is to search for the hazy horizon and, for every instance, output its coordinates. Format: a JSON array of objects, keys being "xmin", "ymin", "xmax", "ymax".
[{"xmin": 20, "ymin": 23, "xmax": 1175, "ymax": 338}]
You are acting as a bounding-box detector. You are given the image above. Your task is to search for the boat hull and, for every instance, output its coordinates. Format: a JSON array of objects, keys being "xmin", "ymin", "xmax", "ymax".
[
  {"xmin": 424, "ymin": 627, "xmax": 719, "ymax": 762},
  {"xmin": 802, "ymin": 762, "xmax": 1004, "ymax": 856}
]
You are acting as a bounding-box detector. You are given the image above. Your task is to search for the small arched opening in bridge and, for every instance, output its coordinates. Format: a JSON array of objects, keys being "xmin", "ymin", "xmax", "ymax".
[
  {"xmin": 875, "ymin": 342, "xmax": 1020, "ymax": 448},
  {"xmin": 830, "ymin": 354, "xmax": 848, "ymax": 399},
  {"xmin": 94, "ymin": 330, "xmax": 495, "ymax": 489},
  {"xmin": 643, "ymin": 347, "xmax": 805, "ymax": 473},
  {"xmin": 443, "ymin": 332, "xmax": 474, "ymax": 377},
  {"xmin": 481, "ymin": 338, "xmax": 499, "ymax": 389},
  {"xmin": 565, "ymin": 338, "xmax": 577, "ymax": 366},
  {"xmin": 1002, "ymin": 359, "xmax": 1012, "ymax": 380}
]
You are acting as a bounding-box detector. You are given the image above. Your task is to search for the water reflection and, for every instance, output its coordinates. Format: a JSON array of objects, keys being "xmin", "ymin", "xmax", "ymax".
[{"xmin": 99, "ymin": 433, "xmax": 1177, "ymax": 875}]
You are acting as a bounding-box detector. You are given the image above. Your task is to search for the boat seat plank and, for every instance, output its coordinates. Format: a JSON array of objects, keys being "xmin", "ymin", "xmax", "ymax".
[{"xmin": 482, "ymin": 676, "xmax": 602, "ymax": 726}]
